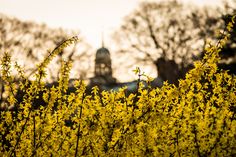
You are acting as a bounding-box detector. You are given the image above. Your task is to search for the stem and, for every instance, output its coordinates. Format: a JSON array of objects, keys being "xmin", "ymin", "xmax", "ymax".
[
  {"xmin": 74, "ymin": 105, "xmax": 82, "ymax": 157},
  {"xmin": 133, "ymin": 70, "xmax": 141, "ymax": 112},
  {"xmin": 31, "ymin": 121, "xmax": 59, "ymax": 157},
  {"xmin": 175, "ymin": 130, "xmax": 181, "ymax": 157},
  {"xmin": 10, "ymin": 109, "xmax": 32, "ymax": 156},
  {"xmin": 193, "ymin": 125, "xmax": 201, "ymax": 157},
  {"xmin": 75, "ymin": 93, "xmax": 85, "ymax": 157},
  {"xmin": 11, "ymin": 70, "xmax": 43, "ymax": 156},
  {"xmin": 33, "ymin": 113, "xmax": 36, "ymax": 156},
  {"xmin": 74, "ymin": 124, "xmax": 81, "ymax": 157}
]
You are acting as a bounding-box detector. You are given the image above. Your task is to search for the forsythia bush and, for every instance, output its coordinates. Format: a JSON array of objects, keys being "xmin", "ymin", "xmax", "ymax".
[{"xmin": 0, "ymin": 18, "xmax": 236, "ymax": 156}]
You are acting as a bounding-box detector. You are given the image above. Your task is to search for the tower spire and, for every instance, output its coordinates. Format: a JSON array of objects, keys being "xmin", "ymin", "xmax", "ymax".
[{"xmin": 101, "ymin": 30, "xmax": 104, "ymax": 47}]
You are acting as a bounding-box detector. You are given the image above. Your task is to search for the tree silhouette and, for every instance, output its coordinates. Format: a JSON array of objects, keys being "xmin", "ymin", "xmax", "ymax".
[
  {"xmin": 0, "ymin": 13, "xmax": 92, "ymax": 82},
  {"xmin": 113, "ymin": 0, "xmax": 223, "ymax": 84},
  {"xmin": 217, "ymin": 0, "xmax": 236, "ymax": 74}
]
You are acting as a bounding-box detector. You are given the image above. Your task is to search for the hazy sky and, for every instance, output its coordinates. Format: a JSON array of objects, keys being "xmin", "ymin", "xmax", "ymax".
[{"xmin": 0, "ymin": 0, "xmax": 222, "ymax": 49}]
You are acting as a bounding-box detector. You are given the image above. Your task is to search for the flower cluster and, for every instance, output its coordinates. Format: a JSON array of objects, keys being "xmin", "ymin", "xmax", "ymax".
[{"xmin": 0, "ymin": 18, "xmax": 235, "ymax": 156}]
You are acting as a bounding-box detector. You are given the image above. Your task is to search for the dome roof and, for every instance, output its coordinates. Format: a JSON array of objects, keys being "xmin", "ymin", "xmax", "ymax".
[
  {"xmin": 96, "ymin": 47, "xmax": 110, "ymax": 55},
  {"xmin": 96, "ymin": 47, "xmax": 110, "ymax": 60}
]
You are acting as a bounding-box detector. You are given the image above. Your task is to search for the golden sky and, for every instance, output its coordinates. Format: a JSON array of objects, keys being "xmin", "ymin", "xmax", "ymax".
[{"xmin": 0, "ymin": 0, "xmax": 221, "ymax": 49}]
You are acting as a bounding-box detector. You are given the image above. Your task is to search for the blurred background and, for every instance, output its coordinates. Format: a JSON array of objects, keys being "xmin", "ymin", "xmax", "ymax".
[{"xmin": 0, "ymin": 0, "xmax": 235, "ymax": 86}]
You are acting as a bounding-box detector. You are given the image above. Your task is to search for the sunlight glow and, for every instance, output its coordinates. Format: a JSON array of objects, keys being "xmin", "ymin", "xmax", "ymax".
[{"xmin": 0, "ymin": 0, "xmax": 221, "ymax": 48}]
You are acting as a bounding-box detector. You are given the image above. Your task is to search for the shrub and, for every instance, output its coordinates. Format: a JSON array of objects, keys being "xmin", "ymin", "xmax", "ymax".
[{"xmin": 0, "ymin": 17, "xmax": 236, "ymax": 156}]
